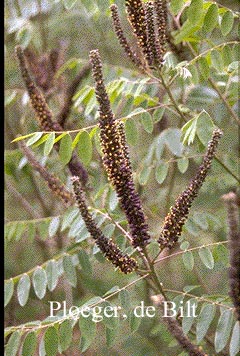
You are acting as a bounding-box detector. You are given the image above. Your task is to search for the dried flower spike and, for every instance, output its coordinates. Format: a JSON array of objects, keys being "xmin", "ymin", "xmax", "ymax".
[
  {"xmin": 110, "ymin": 4, "xmax": 145, "ymax": 70},
  {"xmin": 125, "ymin": 0, "xmax": 152, "ymax": 65},
  {"xmin": 19, "ymin": 140, "xmax": 74, "ymax": 205},
  {"xmin": 222, "ymin": 191, "xmax": 240, "ymax": 321},
  {"xmin": 71, "ymin": 176, "xmax": 138, "ymax": 274},
  {"xmin": 15, "ymin": 45, "xmax": 61, "ymax": 132},
  {"xmin": 158, "ymin": 129, "xmax": 223, "ymax": 249},
  {"xmin": 89, "ymin": 49, "xmax": 150, "ymax": 248},
  {"xmin": 15, "ymin": 45, "xmax": 88, "ymax": 185}
]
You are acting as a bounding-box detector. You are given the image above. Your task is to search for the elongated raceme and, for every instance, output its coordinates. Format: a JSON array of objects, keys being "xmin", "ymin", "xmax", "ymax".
[
  {"xmin": 89, "ymin": 49, "xmax": 150, "ymax": 248},
  {"xmin": 125, "ymin": 0, "xmax": 152, "ymax": 65},
  {"xmin": 15, "ymin": 45, "xmax": 88, "ymax": 185},
  {"xmin": 158, "ymin": 129, "xmax": 223, "ymax": 249},
  {"xmin": 151, "ymin": 295, "xmax": 208, "ymax": 356},
  {"xmin": 222, "ymin": 191, "xmax": 240, "ymax": 321},
  {"xmin": 19, "ymin": 140, "xmax": 74, "ymax": 205},
  {"xmin": 110, "ymin": 4, "xmax": 145, "ymax": 69},
  {"xmin": 15, "ymin": 45, "xmax": 61, "ymax": 132},
  {"xmin": 145, "ymin": 1, "xmax": 157, "ymax": 67},
  {"xmin": 71, "ymin": 176, "xmax": 138, "ymax": 274},
  {"xmin": 154, "ymin": 0, "xmax": 168, "ymax": 66}
]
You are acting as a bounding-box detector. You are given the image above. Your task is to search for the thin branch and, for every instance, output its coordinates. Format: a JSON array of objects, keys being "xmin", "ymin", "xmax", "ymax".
[
  {"xmin": 154, "ymin": 241, "xmax": 229, "ymax": 264},
  {"xmin": 56, "ymin": 64, "xmax": 91, "ymax": 127},
  {"xmin": 5, "ymin": 180, "xmax": 42, "ymax": 220}
]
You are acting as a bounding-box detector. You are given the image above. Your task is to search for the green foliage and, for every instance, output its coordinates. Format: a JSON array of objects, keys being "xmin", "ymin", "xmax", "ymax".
[{"xmin": 4, "ymin": 0, "xmax": 240, "ymax": 355}]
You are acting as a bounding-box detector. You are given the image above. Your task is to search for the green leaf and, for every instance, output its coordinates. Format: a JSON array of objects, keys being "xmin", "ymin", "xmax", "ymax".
[
  {"xmin": 188, "ymin": 64, "xmax": 199, "ymax": 85},
  {"xmin": 182, "ymin": 251, "xmax": 194, "ymax": 270},
  {"xmin": 182, "ymin": 298, "xmax": 198, "ymax": 335},
  {"xmin": 26, "ymin": 132, "xmax": 43, "ymax": 146},
  {"xmin": 58, "ymin": 320, "xmax": 73, "ymax": 352},
  {"xmin": 196, "ymin": 303, "xmax": 216, "ymax": 343},
  {"xmin": 46, "ymin": 260, "xmax": 59, "ymax": 292},
  {"xmin": 221, "ymin": 11, "xmax": 234, "ymax": 36},
  {"xmin": 180, "ymin": 241, "xmax": 190, "ymax": 251},
  {"xmin": 170, "ymin": 0, "xmax": 184, "ymax": 15},
  {"xmin": 198, "ymin": 57, "xmax": 210, "ymax": 80},
  {"xmin": 222, "ymin": 45, "xmax": 233, "ymax": 67},
  {"xmin": 44, "ymin": 326, "xmax": 59, "ymax": 356},
  {"xmin": 164, "ymin": 128, "xmax": 184, "ymax": 156},
  {"xmin": 196, "ymin": 110, "xmax": 214, "ymax": 146},
  {"xmin": 63, "ymin": 254, "xmax": 77, "ymax": 287},
  {"xmin": 141, "ymin": 111, "xmax": 153, "ymax": 133},
  {"xmin": 102, "ymin": 301, "xmax": 120, "ymax": 330},
  {"xmin": 32, "ymin": 267, "xmax": 47, "ymax": 299},
  {"xmin": 4, "ymin": 279, "xmax": 14, "ymax": 307},
  {"xmin": 63, "ymin": 0, "xmax": 77, "ymax": 10},
  {"xmin": 215, "ymin": 309, "xmax": 234, "ymax": 352},
  {"xmin": 177, "ymin": 158, "xmax": 189, "ymax": 174},
  {"xmin": 187, "ymin": 0, "xmax": 203, "ymax": 24},
  {"xmin": 5, "ymin": 330, "xmax": 21, "ymax": 356},
  {"xmin": 155, "ymin": 162, "xmax": 169, "ymax": 184},
  {"xmin": 44, "ymin": 133, "xmax": 55, "ymax": 156},
  {"xmin": 103, "ymin": 285, "xmax": 120, "ymax": 297},
  {"xmin": 129, "ymin": 309, "xmax": 141, "ymax": 332},
  {"xmin": 102, "ymin": 224, "xmax": 115, "ymax": 238},
  {"xmin": 78, "ymin": 250, "xmax": 92, "ymax": 276},
  {"xmin": 59, "ymin": 134, "xmax": 72, "ymax": 165},
  {"xmin": 181, "ymin": 117, "xmax": 198, "ymax": 145},
  {"xmin": 213, "ymin": 244, "xmax": 229, "ymax": 267},
  {"xmin": 139, "ymin": 166, "xmax": 151, "ymax": 185},
  {"xmin": 48, "ymin": 216, "xmax": 60, "ymax": 238},
  {"xmin": 125, "ymin": 119, "xmax": 138, "ymax": 146},
  {"xmin": 54, "ymin": 132, "xmax": 67, "ymax": 144},
  {"xmin": 72, "ymin": 132, "xmax": 81, "ymax": 150},
  {"xmin": 61, "ymin": 207, "xmax": 79, "ymax": 231},
  {"xmin": 32, "ymin": 133, "xmax": 49, "ymax": 148},
  {"xmin": 106, "ymin": 326, "xmax": 119, "ymax": 348},
  {"xmin": 198, "ymin": 247, "xmax": 214, "ymax": 269},
  {"xmin": 203, "ymin": 4, "xmax": 218, "ymax": 34},
  {"xmin": 119, "ymin": 289, "xmax": 131, "ymax": 311},
  {"xmin": 17, "ymin": 274, "xmax": 31, "ymax": 306},
  {"xmin": 174, "ymin": 19, "xmax": 200, "ymax": 44},
  {"xmin": 108, "ymin": 189, "xmax": 118, "ymax": 211},
  {"xmin": 211, "ymin": 49, "xmax": 224, "ymax": 72},
  {"xmin": 183, "ymin": 285, "xmax": 200, "ymax": 293},
  {"xmin": 230, "ymin": 321, "xmax": 240, "ymax": 356},
  {"xmin": 22, "ymin": 331, "xmax": 38, "ymax": 356},
  {"xmin": 79, "ymin": 316, "xmax": 96, "ymax": 352},
  {"xmin": 77, "ymin": 131, "xmax": 92, "ymax": 166},
  {"xmin": 153, "ymin": 107, "xmax": 165, "ymax": 123}
]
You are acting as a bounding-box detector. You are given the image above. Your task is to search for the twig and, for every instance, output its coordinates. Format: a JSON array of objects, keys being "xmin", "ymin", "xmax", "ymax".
[
  {"xmin": 5, "ymin": 180, "xmax": 41, "ymax": 219},
  {"xmin": 56, "ymin": 64, "xmax": 91, "ymax": 126}
]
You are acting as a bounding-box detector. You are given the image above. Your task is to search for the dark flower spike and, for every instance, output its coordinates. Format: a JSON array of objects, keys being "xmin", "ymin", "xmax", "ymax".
[
  {"xmin": 110, "ymin": 4, "xmax": 145, "ymax": 70},
  {"xmin": 19, "ymin": 140, "xmax": 74, "ymax": 205},
  {"xmin": 151, "ymin": 295, "xmax": 208, "ymax": 356},
  {"xmin": 117, "ymin": 122, "xmax": 133, "ymax": 179},
  {"xmin": 222, "ymin": 191, "xmax": 240, "ymax": 321},
  {"xmin": 15, "ymin": 45, "xmax": 88, "ymax": 185},
  {"xmin": 15, "ymin": 45, "xmax": 61, "ymax": 132},
  {"xmin": 158, "ymin": 129, "xmax": 223, "ymax": 249},
  {"xmin": 144, "ymin": 2, "xmax": 157, "ymax": 67},
  {"xmin": 71, "ymin": 176, "xmax": 138, "ymax": 274},
  {"xmin": 125, "ymin": 0, "xmax": 152, "ymax": 66},
  {"xmin": 89, "ymin": 49, "xmax": 150, "ymax": 248},
  {"xmin": 154, "ymin": 0, "xmax": 168, "ymax": 65}
]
